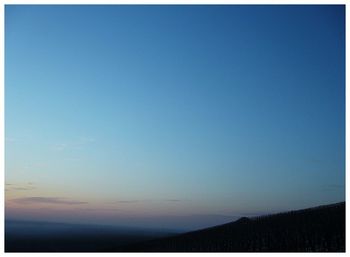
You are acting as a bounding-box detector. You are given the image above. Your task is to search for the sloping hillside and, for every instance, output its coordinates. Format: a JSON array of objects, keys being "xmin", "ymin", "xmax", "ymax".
[{"xmin": 122, "ymin": 202, "xmax": 345, "ymax": 252}]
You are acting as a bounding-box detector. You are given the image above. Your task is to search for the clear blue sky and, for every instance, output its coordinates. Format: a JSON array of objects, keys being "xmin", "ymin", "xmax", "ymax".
[{"xmin": 5, "ymin": 5, "xmax": 345, "ymax": 230}]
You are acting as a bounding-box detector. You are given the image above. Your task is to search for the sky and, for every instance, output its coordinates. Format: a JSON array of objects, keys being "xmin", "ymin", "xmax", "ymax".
[{"xmin": 5, "ymin": 5, "xmax": 345, "ymax": 230}]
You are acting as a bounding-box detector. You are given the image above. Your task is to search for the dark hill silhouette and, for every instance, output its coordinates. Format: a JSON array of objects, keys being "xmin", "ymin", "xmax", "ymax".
[
  {"xmin": 5, "ymin": 221, "xmax": 178, "ymax": 252},
  {"xmin": 120, "ymin": 202, "xmax": 345, "ymax": 252}
]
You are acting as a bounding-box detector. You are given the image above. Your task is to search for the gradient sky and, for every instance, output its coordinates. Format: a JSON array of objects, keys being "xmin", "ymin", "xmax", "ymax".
[{"xmin": 5, "ymin": 5, "xmax": 345, "ymax": 230}]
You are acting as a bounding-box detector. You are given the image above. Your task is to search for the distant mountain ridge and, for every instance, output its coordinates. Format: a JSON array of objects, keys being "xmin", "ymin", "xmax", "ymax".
[{"xmin": 121, "ymin": 202, "xmax": 345, "ymax": 252}]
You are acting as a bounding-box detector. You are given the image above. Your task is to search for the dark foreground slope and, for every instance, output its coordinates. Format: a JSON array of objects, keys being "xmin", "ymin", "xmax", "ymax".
[
  {"xmin": 122, "ymin": 202, "xmax": 345, "ymax": 252},
  {"xmin": 5, "ymin": 220, "xmax": 177, "ymax": 252}
]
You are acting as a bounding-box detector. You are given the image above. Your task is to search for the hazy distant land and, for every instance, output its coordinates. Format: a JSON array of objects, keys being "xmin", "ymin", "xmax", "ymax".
[{"xmin": 6, "ymin": 202, "xmax": 345, "ymax": 252}]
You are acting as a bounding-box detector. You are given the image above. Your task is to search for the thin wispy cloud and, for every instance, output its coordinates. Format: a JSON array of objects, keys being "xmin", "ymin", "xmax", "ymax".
[
  {"xmin": 114, "ymin": 200, "xmax": 140, "ymax": 204},
  {"xmin": 164, "ymin": 199, "xmax": 181, "ymax": 202},
  {"xmin": 81, "ymin": 208, "xmax": 121, "ymax": 212},
  {"xmin": 53, "ymin": 137, "xmax": 96, "ymax": 152},
  {"xmin": 321, "ymin": 184, "xmax": 344, "ymax": 192},
  {"xmin": 11, "ymin": 197, "xmax": 88, "ymax": 205},
  {"xmin": 54, "ymin": 143, "xmax": 68, "ymax": 151},
  {"xmin": 5, "ymin": 137, "xmax": 17, "ymax": 143},
  {"xmin": 79, "ymin": 137, "xmax": 96, "ymax": 143},
  {"xmin": 108, "ymin": 199, "xmax": 183, "ymax": 204},
  {"xmin": 10, "ymin": 187, "xmax": 36, "ymax": 191},
  {"xmin": 5, "ymin": 183, "xmax": 36, "ymax": 191}
]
